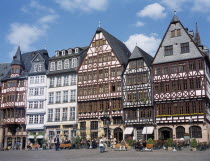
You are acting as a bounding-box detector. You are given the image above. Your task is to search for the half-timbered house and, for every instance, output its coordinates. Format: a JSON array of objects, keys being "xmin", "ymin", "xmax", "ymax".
[
  {"xmin": 0, "ymin": 47, "xmax": 48, "ymax": 149},
  {"xmin": 77, "ymin": 27, "xmax": 131, "ymax": 142},
  {"xmin": 152, "ymin": 15, "xmax": 210, "ymax": 141},
  {"xmin": 123, "ymin": 46, "xmax": 154, "ymax": 140}
]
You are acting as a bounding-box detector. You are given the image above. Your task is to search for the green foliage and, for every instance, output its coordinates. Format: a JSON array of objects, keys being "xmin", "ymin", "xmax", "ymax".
[
  {"xmin": 167, "ymin": 138, "xmax": 174, "ymax": 147},
  {"xmin": 75, "ymin": 136, "xmax": 81, "ymax": 145},
  {"xmin": 147, "ymin": 138, "xmax": 154, "ymax": 144},
  {"xmin": 126, "ymin": 138, "xmax": 136, "ymax": 146},
  {"xmin": 191, "ymin": 138, "xmax": 198, "ymax": 148},
  {"xmin": 40, "ymin": 139, "xmax": 47, "ymax": 145}
]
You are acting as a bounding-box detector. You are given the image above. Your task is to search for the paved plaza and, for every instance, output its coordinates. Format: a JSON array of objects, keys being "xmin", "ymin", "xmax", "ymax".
[{"xmin": 0, "ymin": 148, "xmax": 209, "ymax": 161}]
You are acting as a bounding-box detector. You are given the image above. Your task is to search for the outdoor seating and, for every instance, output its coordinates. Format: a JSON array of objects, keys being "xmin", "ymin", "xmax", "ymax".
[{"xmin": 59, "ymin": 143, "xmax": 72, "ymax": 149}]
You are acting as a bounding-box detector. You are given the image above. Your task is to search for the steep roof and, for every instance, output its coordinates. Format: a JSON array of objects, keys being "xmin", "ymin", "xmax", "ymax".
[
  {"xmin": 152, "ymin": 15, "xmax": 206, "ymax": 65},
  {"xmin": 11, "ymin": 46, "xmax": 22, "ymax": 65},
  {"xmin": 2, "ymin": 49, "xmax": 48, "ymax": 81},
  {"xmin": 97, "ymin": 27, "xmax": 131, "ymax": 65},
  {"xmin": 129, "ymin": 46, "xmax": 153, "ymax": 66},
  {"xmin": 0, "ymin": 63, "xmax": 10, "ymax": 82}
]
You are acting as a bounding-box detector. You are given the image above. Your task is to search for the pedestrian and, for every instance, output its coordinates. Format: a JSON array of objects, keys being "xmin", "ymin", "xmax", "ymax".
[
  {"xmin": 120, "ymin": 139, "xmax": 126, "ymax": 151},
  {"xmin": 54, "ymin": 135, "xmax": 60, "ymax": 151},
  {"xmin": 99, "ymin": 137, "xmax": 105, "ymax": 153}
]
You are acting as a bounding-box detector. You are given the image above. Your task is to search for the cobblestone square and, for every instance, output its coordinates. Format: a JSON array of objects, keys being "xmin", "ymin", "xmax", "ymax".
[{"xmin": 0, "ymin": 149, "xmax": 209, "ymax": 161}]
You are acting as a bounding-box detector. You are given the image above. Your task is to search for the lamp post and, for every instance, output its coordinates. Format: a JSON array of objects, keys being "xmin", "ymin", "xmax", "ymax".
[{"xmin": 106, "ymin": 120, "xmax": 110, "ymax": 146}]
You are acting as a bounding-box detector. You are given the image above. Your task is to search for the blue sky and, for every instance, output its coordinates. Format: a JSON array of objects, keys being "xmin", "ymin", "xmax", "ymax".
[{"xmin": 1, "ymin": 0, "xmax": 210, "ymax": 63}]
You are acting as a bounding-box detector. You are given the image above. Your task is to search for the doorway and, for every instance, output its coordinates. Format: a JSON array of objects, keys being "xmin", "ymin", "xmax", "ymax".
[
  {"xmin": 114, "ymin": 128, "xmax": 123, "ymax": 143},
  {"xmin": 158, "ymin": 127, "xmax": 173, "ymax": 140}
]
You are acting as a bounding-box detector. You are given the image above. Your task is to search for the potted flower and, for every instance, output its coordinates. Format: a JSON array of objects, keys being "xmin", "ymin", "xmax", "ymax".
[
  {"xmin": 167, "ymin": 138, "xmax": 173, "ymax": 151},
  {"xmin": 74, "ymin": 136, "xmax": 81, "ymax": 149},
  {"xmin": 191, "ymin": 138, "xmax": 198, "ymax": 151},
  {"xmin": 146, "ymin": 138, "xmax": 154, "ymax": 149}
]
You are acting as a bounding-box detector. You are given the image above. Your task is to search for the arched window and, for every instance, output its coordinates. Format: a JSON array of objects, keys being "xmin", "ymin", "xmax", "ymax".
[
  {"xmin": 57, "ymin": 61, "xmax": 62, "ymax": 70},
  {"xmin": 176, "ymin": 126, "xmax": 185, "ymax": 138},
  {"xmin": 189, "ymin": 126, "xmax": 202, "ymax": 138},
  {"xmin": 64, "ymin": 59, "xmax": 69, "ymax": 69}
]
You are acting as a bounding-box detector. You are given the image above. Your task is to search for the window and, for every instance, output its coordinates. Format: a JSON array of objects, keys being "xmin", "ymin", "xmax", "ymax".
[
  {"xmin": 57, "ymin": 76, "xmax": 62, "ymax": 87},
  {"xmin": 40, "ymin": 115, "xmax": 44, "ymax": 124},
  {"xmin": 64, "ymin": 75, "xmax": 69, "ymax": 86},
  {"xmin": 196, "ymin": 78, "xmax": 201, "ymax": 89},
  {"xmin": 40, "ymin": 76, "xmax": 45, "ymax": 83},
  {"xmin": 56, "ymin": 91, "xmax": 61, "ymax": 103},
  {"xmin": 155, "ymin": 67, "xmax": 161, "ymax": 75},
  {"xmin": 111, "ymin": 83, "xmax": 116, "ymax": 92},
  {"xmin": 80, "ymin": 122, "xmax": 86, "ymax": 130},
  {"xmin": 198, "ymin": 101, "xmax": 203, "ymax": 113},
  {"xmin": 64, "ymin": 59, "xmax": 69, "ymax": 69},
  {"xmin": 78, "ymin": 74, "xmax": 82, "ymax": 82},
  {"xmin": 111, "ymin": 68, "xmax": 115, "ymax": 77},
  {"xmin": 70, "ymin": 107, "xmax": 75, "ymax": 121},
  {"xmin": 70, "ymin": 90, "xmax": 76, "ymax": 102},
  {"xmin": 171, "ymin": 65, "xmax": 177, "ymax": 74},
  {"xmin": 68, "ymin": 49, "xmax": 72, "ymax": 54},
  {"xmin": 57, "ymin": 61, "xmax": 62, "ymax": 70},
  {"xmin": 129, "ymin": 61, "xmax": 136, "ymax": 69},
  {"xmin": 113, "ymin": 118, "xmax": 122, "ymax": 124},
  {"xmin": 72, "ymin": 58, "xmax": 77, "ymax": 68},
  {"xmin": 19, "ymin": 95, "xmax": 23, "ymax": 102},
  {"xmin": 171, "ymin": 30, "xmax": 175, "ymax": 37},
  {"xmin": 99, "ymin": 70, "xmax": 103, "ymax": 79},
  {"xmin": 29, "ymin": 102, "xmax": 33, "ymax": 109},
  {"xmin": 49, "ymin": 131, "xmax": 54, "ymax": 140},
  {"xmin": 90, "ymin": 121, "xmax": 98, "ymax": 130},
  {"xmin": 49, "ymin": 92, "xmax": 54, "ymax": 104},
  {"xmin": 91, "ymin": 132, "xmax": 98, "ymax": 140},
  {"xmin": 99, "ymin": 54, "xmax": 102, "ymax": 63},
  {"xmin": 62, "ymin": 108, "xmax": 68, "ymax": 121},
  {"xmin": 88, "ymin": 57, "xmax": 92, "ymax": 64},
  {"xmin": 136, "ymin": 128, "xmax": 143, "ymax": 140},
  {"xmin": 29, "ymin": 89, "xmax": 33, "ymax": 96},
  {"xmin": 176, "ymin": 126, "xmax": 185, "ymax": 138},
  {"xmin": 116, "ymin": 67, "xmax": 121, "ymax": 76},
  {"xmin": 34, "ymin": 64, "xmax": 38, "ymax": 72},
  {"xmin": 34, "ymin": 101, "xmax": 38, "ymax": 108},
  {"xmin": 75, "ymin": 48, "xmax": 79, "ymax": 53},
  {"xmin": 40, "ymin": 88, "xmax": 44, "ymax": 95},
  {"xmin": 71, "ymin": 75, "xmax": 76, "ymax": 85},
  {"xmin": 35, "ymin": 76, "xmax": 39, "ymax": 84},
  {"xmin": 178, "ymin": 64, "xmax": 186, "ymax": 72},
  {"xmin": 177, "ymin": 29, "xmax": 181, "ymax": 36},
  {"xmin": 50, "ymin": 62, "xmax": 55, "ymax": 71},
  {"xmin": 93, "ymin": 71, "xmax": 97, "ymax": 80},
  {"xmin": 48, "ymin": 109, "xmax": 53, "ymax": 122},
  {"xmin": 39, "ymin": 101, "xmax": 44, "ymax": 109},
  {"xmin": 34, "ymin": 115, "xmax": 39, "ymax": 124},
  {"xmin": 99, "ymin": 84, "xmax": 103, "ymax": 94},
  {"xmin": 189, "ymin": 61, "xmax": 196, "ymax": 71},
  {"xmin": 137, "ymin": 59, "xmax": 144, "ymax": 67},
  {"xmin": 55, "ymin": 109, "xmax": 60, "ymax": 121},
  {"xmin": 181, "ymin": 42, "xmax": 190, "ymax": 54},
  {"xmin": 164, "ymin": 45, "xmax": 173, "ymax": 56},
  {"xmin": 104, "ymin": 69, "xmax": 109, "ymax": 78},
  {"xmin": 63, "ymin": 91, "xmax": 68, "ymax": 103},
  {"xmin": 34, "ymin": 88, "xmax": 39, "ymax": 96},
  {"xmin": 38, "ymin": 64, "xmax": 42, "ymax": 72},
  {"xmin": 190, "ymin": 126, "xmax": 202, "ymax": 138},
  {"xmin": 30, "ymin": 77, "xmax": 34, "ymax": 84},
  {"xmin": 190, "ymin": 79, "xmax": 194, "ymax": 89},
  {"xmin": 183, "ymin": 80, "xmax": 188, "ymax": 90},
  {"xmin": 50, "ymin": 77, "xmax": 55, "ymax": 88},
  {"xmin": 29, "ymin": 116, "xmax": 33, "ymax": 124},
  {"xmin": 162, "ymin": 67, "xmax": 168, "ymax": 75}
]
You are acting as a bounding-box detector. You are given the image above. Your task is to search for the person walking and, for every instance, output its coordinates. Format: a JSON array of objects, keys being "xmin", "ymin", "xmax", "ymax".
[
  {"xmin": 99, "ymin": 138, "xmax": 105, "ymax": 153},
  {"xmin": 54, "ymin": 135, "xmax": 60, "ymax": 151},
  {"xmin": 120, "ymin": 139, "xmax": 126, "ymax": 151}
]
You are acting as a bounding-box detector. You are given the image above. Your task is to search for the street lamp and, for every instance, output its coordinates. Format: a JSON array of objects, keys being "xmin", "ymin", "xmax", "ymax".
[{"xmin": 106, "ymin": 120, "xmax": 110, "ymax": 146}]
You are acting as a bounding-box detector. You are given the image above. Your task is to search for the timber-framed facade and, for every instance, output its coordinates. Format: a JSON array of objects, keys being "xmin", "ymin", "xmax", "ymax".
[
  {"xmin": 77, "ymin": 27, "xmax": 131, "ymax": 142},
  {"xmin": 152, "ymin": 15, "xmax": 210, "ymax": 142}
]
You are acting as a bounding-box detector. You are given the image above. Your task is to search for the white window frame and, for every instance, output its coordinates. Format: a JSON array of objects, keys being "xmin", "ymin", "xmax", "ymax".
[
  {"xmin": 75, "ymin": 48, "xmax": 79, "ymax": 53},
  {"xmin": 30, "ymin": 77, "xmax": 34, "ymax": 84},
  {"xmin": 68, "ymin": 49, "xmax": 72, "ymax": 55},
  {"xmin": 38, "ymin": 64, "xmax": 42, "ymax": 72},
  {"xmin": 40, "ymin": 76, "xmax": 45, "ymax": 83},
  {"xmin": 70, "ymin": 90, "xmax": 76, "ymax": 102},
  {"xmin": 34, "ymin": 64, "xmax": 38, "ymax": 72},
  {"xmin": 71, "ymin": 75, "xmax": 76, "ymax": 85},
  {"xmin": 50, "ymin": 62, "xmax": 55, "ymax": 71},
  {"xmin": 69, "ymin": 107, "xmax": 75, "ymax": 121},
  {"xmin": 64, "ymin": 59, "xmax": 69, "ymax": 69},
  {"xmin": 49, "ymin": 92, "xmax": 54, "ymax": 104},
  {"xmin": 71, "ymin": 58, "xmax": 77, "ymax": 68},
  {"xmin": 57, "ymin": 61, "xmax": 62, "ymax": 70}
]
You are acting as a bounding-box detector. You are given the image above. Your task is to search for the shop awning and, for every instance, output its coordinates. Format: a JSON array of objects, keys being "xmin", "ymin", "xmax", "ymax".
[
  {"xmin": 142, "ymin": 126, "xmax": 154, "ymax": 134},
  {"xmin": 124, "ymin": 127, "xmax": 134, "ymax": 135},
  {"xmin": 28, "ymin": 135, "xmax": 34, "ymax": 139},
  {"xmin": 36, "ymin": 135, "xmax": 44, "ymax": 139}
]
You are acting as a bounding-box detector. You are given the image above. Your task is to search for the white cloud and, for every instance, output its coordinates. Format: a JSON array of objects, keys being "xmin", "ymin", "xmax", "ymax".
[
  {"xmin": 7, "ymin": 23, "xmax": 44, "ymax": 57},
  {"xmin": 38, "ymin": 14, "xmax": 59, "ymax": 24},
  {"xmin": 124, "ymin": 33, "xmax": 161, "ymax": 56},
  {"xmin": 160, "ymin": 0, "xmax": 190, "ymax": 11},
  {"xmin": 55, "ymin": 0, "xmax": 108, "ymax": 12},
  {"xmin": 134, "ymin": 21, "xmax": 145, "ymax": 27},
  {"xmin": 137, "ymin": 3, "xmax": 167, "ymax": 19},
  {"xmin": 21, "ymin": 0, "xmax": 55, "ymax": 14},
  {"xmin": 192, "ymin": 0, "xmax": 210, "ymax": 12}
]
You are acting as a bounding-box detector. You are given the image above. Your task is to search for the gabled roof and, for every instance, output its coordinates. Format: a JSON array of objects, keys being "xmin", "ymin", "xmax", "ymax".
[
  {"xmin": 129, "ymin": 46, "xmax": 153, "ymax": 66},
  {"xmin": 11, "ymin": 46, "xmax": 22, "ymax": 65},
  {"xmin": 2, "ymin": 49, "xmax": 48, "ymax": 81},
  {"xmin": 97, "ymin": 27, "xmax": 131, "ymax": 65},
  {"xmin": 152, "ymin": 15, "xmax": 206, "ymax": 65}
]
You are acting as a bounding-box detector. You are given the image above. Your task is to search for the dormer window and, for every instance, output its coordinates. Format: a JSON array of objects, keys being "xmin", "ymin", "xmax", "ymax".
[
  {"xmin": 56, "ymin": 51, "xmax": 60, "ymax": 57},
  {"xmin": 34, "ymin": 64, "xmax": 38, "ymax": 72},
  {"xmin": 75, "ymin": 48, "xmax": 79, "ymax": 53},
  {"xmin": 62, "ymin": 50, "xmax": 66, "ymax": 56},
  {"xmin": 68, "ymin": 49, "xmax": 72, "ymax": 55},
  {"xmin": 57, "ymin": 61, "xmax": 62, "ymax": 70},
  {"xmin": 50, "ymin": 62, "xmax": 55, "ymax": 71},
  {"xmin": 38, "ymin": 64, "xmax": 42, "ymax": 72}
]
